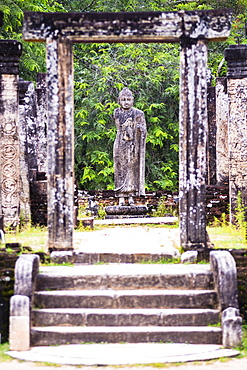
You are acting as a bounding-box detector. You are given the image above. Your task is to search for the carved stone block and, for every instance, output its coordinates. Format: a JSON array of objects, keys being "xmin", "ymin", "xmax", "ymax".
[
  {"xmin": 9, "ymin": 295, "xmax": 30, "ymax": 351},
  {"xmin": 222, "ymin": 307, "xmax": 242, "ymax": 348},
  {"xmin": 210, "ymin": 251, "xmax": 239, "ymax": 311}
]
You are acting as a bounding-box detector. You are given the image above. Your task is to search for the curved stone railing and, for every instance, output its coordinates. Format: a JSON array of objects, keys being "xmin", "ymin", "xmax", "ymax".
[
  {"xmin": 9, "ymin": 254, "xmax": 40, "ymax": 351},
  {"xmin": 210, "ymin": 250, "xmax": 242, "ymax": 348}
]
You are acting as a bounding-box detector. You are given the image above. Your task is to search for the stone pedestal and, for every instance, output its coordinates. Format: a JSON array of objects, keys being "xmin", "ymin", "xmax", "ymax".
[{"xmin": 105, "ymin": 205, "xmax": 148, "ymax": 219}]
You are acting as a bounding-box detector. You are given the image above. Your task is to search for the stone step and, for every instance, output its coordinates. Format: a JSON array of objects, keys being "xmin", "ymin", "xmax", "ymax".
[
  {"xmin": 36, "ymin": 264, "xmax": 214, "ymax": 291},
  {"xmin": 34, "ymin": 289, "xmax": 217, "ymax": 309},
  {"xmin": 73, "ymin": 252, "xmax": 178, "ymax": 264},
  {"xmin": 31, "ymin": 326, "xmax": 222, "ymax": 346},
  {"xmin": 32, "ymin": 308, "xmax": 220, "ymax": 327}
]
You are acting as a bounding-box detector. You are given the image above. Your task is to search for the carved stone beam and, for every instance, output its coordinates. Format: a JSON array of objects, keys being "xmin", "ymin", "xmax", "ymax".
[{"xmin": 23, "ymin": 10, "xmax": 231, "ymax": 43}]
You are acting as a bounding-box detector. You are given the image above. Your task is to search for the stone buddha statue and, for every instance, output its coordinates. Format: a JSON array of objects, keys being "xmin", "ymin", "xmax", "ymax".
[{"xmin": 113, "ymin": 87, "xmax": 147, "ymax": 206}]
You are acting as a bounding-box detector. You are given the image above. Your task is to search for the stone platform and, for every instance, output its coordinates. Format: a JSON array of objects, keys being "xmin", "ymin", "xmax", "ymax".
[{"xmin": 7, "ymin": 342, "xmax": 239, "ymax": 365}]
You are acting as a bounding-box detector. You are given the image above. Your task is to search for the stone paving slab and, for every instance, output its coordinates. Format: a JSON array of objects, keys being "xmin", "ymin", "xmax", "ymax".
[
  {"xmin": 7, "ymin": 343, "xmax": 239, "ymax": 365},
  {"xmin": 73, "ymin": 226, "xmax": 180, "ymax": 255}
]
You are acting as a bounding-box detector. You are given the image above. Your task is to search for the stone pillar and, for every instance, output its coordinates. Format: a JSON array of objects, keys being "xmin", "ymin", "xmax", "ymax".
[
  {"xmin": 36, "ymin": 73, "xmax": 47, "ymax": 173},
  {"xmin": 179, "ymin": 38, "xmax": 208, "ymax": 251},
  {"xmin": 19, "ymin": 79, "xmax": 36, "ymax": 225},
  {"xmin": 46, "ymin": 37, "xmax": 74, "ymax": 251},
  {"xmin": 207, "ymin": 82, "xmax": 217, "ymax": 185},
  {"xmin": 0, "ymin": 40, "xmax": 22, "ymax": 229},
  {"xmin": 216, "ymin": 77, "xmax": 229, "ymax": 185},
  {"xmin": 225, "ymin": 45, "xmax": 247, "ymax": 223}
]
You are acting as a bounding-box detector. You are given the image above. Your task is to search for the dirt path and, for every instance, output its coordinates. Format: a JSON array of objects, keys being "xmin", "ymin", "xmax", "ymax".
[{"xmin": 2, "ymin": 357, "xmax": 247, "ymax": 370}]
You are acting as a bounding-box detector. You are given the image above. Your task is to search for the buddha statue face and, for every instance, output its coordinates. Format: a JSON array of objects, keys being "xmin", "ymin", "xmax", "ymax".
[{"xmin": 118, "ymin": 88, "xmax": 134, "ymax": 110}]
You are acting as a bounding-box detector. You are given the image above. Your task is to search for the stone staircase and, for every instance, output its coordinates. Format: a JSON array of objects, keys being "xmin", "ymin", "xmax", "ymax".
[{"xmin": 30, "ymin": 262, "xmax": 222, "ymax": 346}]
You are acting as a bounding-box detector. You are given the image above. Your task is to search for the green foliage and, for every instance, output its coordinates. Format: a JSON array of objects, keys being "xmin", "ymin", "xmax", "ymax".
[
  {"xmin": 0, "ymin": 0, "xmax": 65, "ymax": 81},
  {"xmin": 235, "ymin": 192, "xmax": 247, "ymax": 233},
  {"xmin": 153, "ymin": 196, "xmax": 178, "ymax": 217},
  {"xmin": 0, "ymin": 342, "xmax": 11, "ymax": 361},
  {"xmin": 140, "ymin": 257, "xmax": 181, "ymax": 264},
  {"xmin": 1, "ymin": 0, "xmax": 247, "ymax": 191},
  {"xmin": 73, "ymin": 41, "xmax": 180, "ymax": 190}
]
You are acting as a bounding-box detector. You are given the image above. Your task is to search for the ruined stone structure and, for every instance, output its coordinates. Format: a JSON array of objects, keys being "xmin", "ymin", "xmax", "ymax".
[
  {"xmin": 225, "ymin": 45, "xmax": 247, "ymax": 223},
  {"xmin": 0, "ymin": 40, "xmax": 22, "ymax": 229},
  {"xmin": 19, "ymin": 73, "xmax": 47, "ymax": 224},
  {"xmin": 22, "ymin": 9, "xmax": 232, "ymax": 251},
  {"xmin": 214, "ymin": 45, "xmax": 247, "ymax": 223}
]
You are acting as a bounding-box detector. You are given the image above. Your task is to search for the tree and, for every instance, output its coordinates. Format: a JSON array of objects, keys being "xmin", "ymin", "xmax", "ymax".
[
  {"xmin": 1, "ymin": 0, "xmax": 247, "ymax": 191},
  {"xmin": 0, "ymin": 0, "xmax": 65, "ymax": 80}
]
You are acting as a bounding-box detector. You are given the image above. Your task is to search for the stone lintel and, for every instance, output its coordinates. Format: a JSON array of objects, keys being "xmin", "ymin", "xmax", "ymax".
[
  {"xmin": 0, "ymin": 40, "xmax": 22, "ymax": 75},
  {"xmin": 225, "ymin": 44, "xmax": 247, "ymax": 78},
  {"xmin": 23, "ymin": 9, "xmax": 232, "ymax": 43}
]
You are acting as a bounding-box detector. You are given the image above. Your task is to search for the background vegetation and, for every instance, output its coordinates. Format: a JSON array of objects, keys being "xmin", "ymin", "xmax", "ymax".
[{"xmin": 0, "ymin": 1, "xmax": 247, "ymax": 191}]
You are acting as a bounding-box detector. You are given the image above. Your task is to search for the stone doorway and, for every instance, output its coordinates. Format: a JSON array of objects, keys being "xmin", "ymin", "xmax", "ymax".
[{"xmin": 22, "ymin": 10, "xmax": 232, "ymax": 251}]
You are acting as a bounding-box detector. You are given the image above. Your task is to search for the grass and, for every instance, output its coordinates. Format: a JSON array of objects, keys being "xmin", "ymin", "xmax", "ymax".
[
  {"xmin": 0, "ymin": 343, "xmax": 11, "ymax": 362},
  {"xmin": 236, "ymin": 324, "xmax": 247, "ymax": 357},
  {"xmin": 207, "ymin": 224, "xmax": 247, "ymax": 250},
  {"xmin": 140, "ymin": 257, "xmax": 181, "ymax": 264},
  {"xmin": 2, "ymin": 225, "xmax": 48, "ymax": 253}
]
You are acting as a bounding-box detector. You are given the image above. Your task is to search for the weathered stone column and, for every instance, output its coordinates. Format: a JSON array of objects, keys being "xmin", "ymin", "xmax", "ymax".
[
  {"xmin": 0, "ymin": 40, "xmax": 22, "ymax": 229},
  {"xmin": 18, "ymin": 79, "xmax": 32, "ymax": 223},
  {"xmin": 36, "ymin": 73, "xmax": 47, "ymax": 173},
  {"xmin": 179, "ymin": 38, "xmax": 208, "ymax": 251},
  {"xmin": 46, "ymin": 37, "xmax": 74, "ymax": 251},
  {"xmin": 207, "ymin": 79, "xmax": 217, "ymax": 185},
  {"xmin": 225, "ymin": 45, "xmax": 247, "ymax": 223},
  {"xmin": 216, "ymin": 77, "xmax": 229, "ymax": 185}
]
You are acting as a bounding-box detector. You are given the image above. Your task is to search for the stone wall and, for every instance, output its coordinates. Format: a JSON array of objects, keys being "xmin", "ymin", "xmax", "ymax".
[
  {"xmin": 0, "ymin": 250, "xmax": 19, "ymax": 342},
  {"xmin": 30, "ymin": 186, "xmax": 229, "ymax": 225},
  {"xmin": 229, "ymin": 249, "xmax": 247, "ymax": 322},
  {"xmin": 30, "ymin": 175, "xmax": 47, "ymax": 226},
  {"xmin": 224, "ymin": 45, "xmax": 247, "ymax": 224}
]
